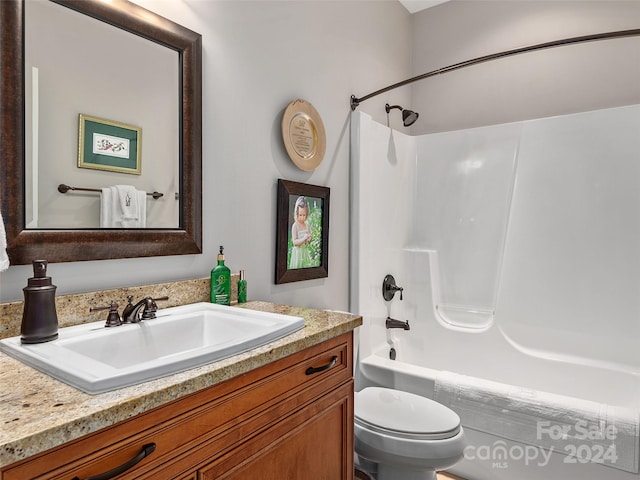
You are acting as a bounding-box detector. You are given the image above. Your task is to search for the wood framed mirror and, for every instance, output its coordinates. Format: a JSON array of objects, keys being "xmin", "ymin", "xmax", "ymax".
[{"xmin": 0, "ymin": 0, "xmax": 202, "ymax": 264}]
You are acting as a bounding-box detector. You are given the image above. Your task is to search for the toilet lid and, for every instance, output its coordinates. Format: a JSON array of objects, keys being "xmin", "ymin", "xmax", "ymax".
[{"xmin": 355, "ymin": 387, "xmax": 461, "ymax": 440}]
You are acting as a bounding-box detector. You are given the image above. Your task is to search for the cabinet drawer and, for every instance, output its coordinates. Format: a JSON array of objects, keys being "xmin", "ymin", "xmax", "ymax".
[{"xmin": 2, "ymin": 333, "xmax": 353, "ymax": 480}]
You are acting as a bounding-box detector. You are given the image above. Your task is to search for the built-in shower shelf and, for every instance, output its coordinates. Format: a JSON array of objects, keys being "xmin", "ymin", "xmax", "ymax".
[{"xmin": 435, "ymin": 303, "xmax": 494, "ymax": 330}]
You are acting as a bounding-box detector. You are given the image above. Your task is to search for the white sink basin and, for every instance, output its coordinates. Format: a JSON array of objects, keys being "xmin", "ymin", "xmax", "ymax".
[{"xmin": 0, "ymin": 302, "xmax": 304, "ymax": 394}]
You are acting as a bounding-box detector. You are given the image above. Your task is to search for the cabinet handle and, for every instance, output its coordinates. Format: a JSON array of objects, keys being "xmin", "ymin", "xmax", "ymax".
[
  {"xmin": 305, "ymin": 355, "xmax": 338, "ymax": 375},
  {"xmin": 71, "ymin": 443, "xmax": 156, "ymax": 480}
]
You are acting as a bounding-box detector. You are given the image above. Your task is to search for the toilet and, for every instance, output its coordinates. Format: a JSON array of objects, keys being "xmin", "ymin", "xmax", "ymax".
[{"xmin": 354, "ymin": 387, "xmax": 465, "ymax": 480}]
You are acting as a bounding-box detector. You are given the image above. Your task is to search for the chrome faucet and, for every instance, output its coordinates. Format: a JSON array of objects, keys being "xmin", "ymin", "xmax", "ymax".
[
  {"xmin": 122, "ymin": 296, "xmax": 168, "ymax": 323},
  {"xmin": 386, "ymin": 316, "xmax": 410, "ymax": 330}
]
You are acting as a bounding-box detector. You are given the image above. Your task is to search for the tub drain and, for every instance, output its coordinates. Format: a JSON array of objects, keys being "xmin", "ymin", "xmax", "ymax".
[{"xmin": 389, "ymin": 347, "xmax": 396, "ymax": 360}]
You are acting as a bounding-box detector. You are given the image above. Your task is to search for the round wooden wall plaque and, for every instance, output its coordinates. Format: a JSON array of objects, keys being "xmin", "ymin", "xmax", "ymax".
[{"xmin": 281, "ymin": 99, "xmax": 326, "ymax": 171}]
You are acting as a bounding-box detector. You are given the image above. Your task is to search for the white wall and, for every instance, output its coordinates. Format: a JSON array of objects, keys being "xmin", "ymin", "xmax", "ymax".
[
  {"xmin": 410, "ymin": 0, "xmax": 640, "ymax": 134},
  {"xmin": 0, "ymin": 0, "xmax": 413, "ymax": 304}
]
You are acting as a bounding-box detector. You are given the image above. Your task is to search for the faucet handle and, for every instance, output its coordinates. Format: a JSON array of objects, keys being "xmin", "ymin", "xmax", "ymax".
[
  {"xmin": 382, "ymin": 274, "xmax": 404, "ymax": 301},
  {"xmin": 90, "ymin": 301, "xmax": 122, "ymax": 327},
  {"xmin": 142, "ymin": 296, "xmax": 169, "ymax": 320}
]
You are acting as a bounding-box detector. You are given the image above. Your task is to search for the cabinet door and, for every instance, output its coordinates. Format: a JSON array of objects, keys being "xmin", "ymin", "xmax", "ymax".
[{"xmin": 200, "ymin": 380, "xmax": 354, "ymax": 480}]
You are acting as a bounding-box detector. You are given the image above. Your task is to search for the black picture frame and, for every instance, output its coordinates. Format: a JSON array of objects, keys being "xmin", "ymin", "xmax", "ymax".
[{"xmin": 275, "ymin": 179, "xmax": 329, "ymax": 284}]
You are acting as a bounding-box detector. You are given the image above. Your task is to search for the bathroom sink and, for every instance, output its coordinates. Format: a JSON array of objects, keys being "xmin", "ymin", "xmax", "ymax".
[{"xmin": 0, "ymin": 302, "xmax": 304, "ymax": 394}]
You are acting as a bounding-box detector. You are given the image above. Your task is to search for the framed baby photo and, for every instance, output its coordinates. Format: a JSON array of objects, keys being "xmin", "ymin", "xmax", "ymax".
[
  {"xmin": 78, "ymin": 114, "xmax": 142, "ymax": 175},
  {"xmin": 275, "ymin": 179, "xmax": 330, "ymax": 284}
]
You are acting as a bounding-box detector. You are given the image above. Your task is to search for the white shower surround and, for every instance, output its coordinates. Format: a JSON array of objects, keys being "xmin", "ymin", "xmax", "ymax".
[{"xmin": 350, "ymin": 109, "xmax": 640, "ymax": 480}]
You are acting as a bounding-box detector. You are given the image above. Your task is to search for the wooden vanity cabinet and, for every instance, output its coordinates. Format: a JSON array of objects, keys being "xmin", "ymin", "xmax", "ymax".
[{"xmin": 1, "ymin": 333, "xmax": 354, "ymax": 480}]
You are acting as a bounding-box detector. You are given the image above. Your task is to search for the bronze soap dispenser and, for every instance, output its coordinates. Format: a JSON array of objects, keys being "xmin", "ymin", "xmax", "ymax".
[{"xmin": 21, "ymin": 260, "xmax": 59, "ymax": 344}]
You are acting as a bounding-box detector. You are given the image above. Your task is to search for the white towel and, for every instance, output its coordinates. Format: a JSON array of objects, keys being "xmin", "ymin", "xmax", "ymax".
[
  {"xmin": 115, "ymin": 185, "xmax": 139, "ymax": 221},
  {"xmin": 435, "ymin": 371, "xmax": 639, "ymax": 473},
  {"xmin": 0, "ymin": 210, "xmax": 9, "ymax": 272},
  {"xmin": 100, "ymin": 185, "xmax": 146, "ymax": 228}
]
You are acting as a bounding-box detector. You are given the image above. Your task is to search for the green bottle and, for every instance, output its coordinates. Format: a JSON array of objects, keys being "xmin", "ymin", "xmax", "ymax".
[
  {"xmin": 237, "ymin": 270, "xmax": 247, "ymax": 303},
  {"xmin": 211, "ymin": 246, "xmax": 231, "ymax": 305}
]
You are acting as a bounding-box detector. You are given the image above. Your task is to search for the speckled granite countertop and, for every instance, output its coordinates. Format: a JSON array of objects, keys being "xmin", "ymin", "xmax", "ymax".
[{"xmin": 0, "ymin": 301, "xmax": 361, "ymax": 468}]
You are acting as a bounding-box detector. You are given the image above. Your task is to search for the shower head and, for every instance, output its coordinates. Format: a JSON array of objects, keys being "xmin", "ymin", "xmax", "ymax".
[
  {"xmin": 402, "ymin": 109, "xmax": 419, "ymax": 127},
  {"xmin": 385, "ymin": 103, "xmax": 419, "ymax": 127}
]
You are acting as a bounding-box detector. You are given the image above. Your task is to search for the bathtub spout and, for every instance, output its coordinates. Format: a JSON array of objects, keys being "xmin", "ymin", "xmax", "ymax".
[{"xmin": 386, "ymin": 317, "xmax": 410, "ymax": 330}]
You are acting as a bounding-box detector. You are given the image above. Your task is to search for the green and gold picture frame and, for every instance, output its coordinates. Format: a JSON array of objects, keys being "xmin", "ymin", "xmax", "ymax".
[{"xmin": 78, "ymin": 114, "xmax": 142, "ymax": 175}]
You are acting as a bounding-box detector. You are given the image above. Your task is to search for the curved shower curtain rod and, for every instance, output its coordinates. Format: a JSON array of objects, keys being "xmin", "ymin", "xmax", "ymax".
[{"xmin": 350, "ymin": 28, "xmax": 640, "ymax": 111}]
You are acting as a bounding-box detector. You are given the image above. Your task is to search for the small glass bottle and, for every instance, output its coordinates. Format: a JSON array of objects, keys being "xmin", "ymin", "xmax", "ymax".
[{"xmin": 237, "ymin": 270, "xmax": 247, "ymax": 303}]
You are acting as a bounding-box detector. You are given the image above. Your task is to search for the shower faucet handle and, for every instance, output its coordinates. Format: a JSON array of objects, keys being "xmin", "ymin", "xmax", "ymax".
[{"xmin": 382, "ymin": 274, "xmax": 404, "ymax": 301}]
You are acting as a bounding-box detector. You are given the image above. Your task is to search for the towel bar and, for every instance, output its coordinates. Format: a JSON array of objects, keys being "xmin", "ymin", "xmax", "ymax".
[{"xmin": 58, "ymin": 184, "xmax": 163, "ymax": 199}]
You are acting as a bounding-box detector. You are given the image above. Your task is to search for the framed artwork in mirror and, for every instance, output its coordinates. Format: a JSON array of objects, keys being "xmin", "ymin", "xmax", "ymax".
[
  {"xmin": 275, "ymin": 179, "xmax": 329, "ymax": 284},
  {"xmin": 78, "ymin": 114, "xmax": 142, "ymax": 175}
]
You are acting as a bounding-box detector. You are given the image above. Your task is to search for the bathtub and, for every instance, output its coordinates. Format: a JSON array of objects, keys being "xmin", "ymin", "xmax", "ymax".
[{"xmin": 356, "ymin": 318, "xmax": 640, "ymax": 480}]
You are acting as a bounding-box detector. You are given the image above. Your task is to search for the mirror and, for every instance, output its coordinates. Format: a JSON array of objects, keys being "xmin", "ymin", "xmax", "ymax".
[
  {"xmin": 0, "ymin": 0, "xmax": 202, "ymax": 264},
  {"xmin": 25, "ymin": 0, "xmax": 180, "ymax": 229}
]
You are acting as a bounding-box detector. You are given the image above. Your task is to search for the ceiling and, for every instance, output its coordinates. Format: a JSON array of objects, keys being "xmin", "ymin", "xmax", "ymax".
[{"xmin": 398, "ymin": 0, "xmax": 449, "ymax": 14}]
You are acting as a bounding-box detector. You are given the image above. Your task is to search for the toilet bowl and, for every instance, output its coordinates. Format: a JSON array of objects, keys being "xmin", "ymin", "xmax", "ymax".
[{"xmin": 354, "ymin": 387, "xmax": 465, "ymax": 480}]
